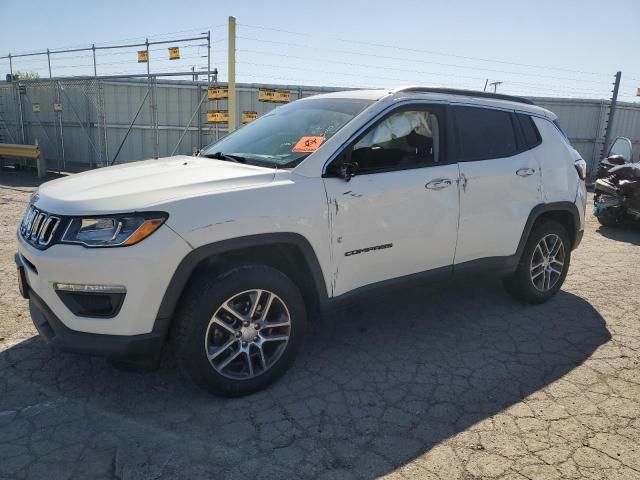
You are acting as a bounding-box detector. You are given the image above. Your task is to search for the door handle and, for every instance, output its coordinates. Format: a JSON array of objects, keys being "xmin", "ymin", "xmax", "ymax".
[
  {"xmin": 516, "ymin": 168, "xmax": 536, "ymax": 177},
  {"xmin": 425, "ymin": 179, "xmax": 453, "ymax": 190}
]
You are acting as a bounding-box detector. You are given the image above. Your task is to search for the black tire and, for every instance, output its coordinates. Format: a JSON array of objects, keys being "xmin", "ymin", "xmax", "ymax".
[
  {"xmin": 596, "ymin": 210, "xmax": 620, "ymax": 227},
  {"xmin": 172, "ymin": 265, "xmax": 307, "ymax": 397},
  {"xmin": 504, "ymin": 220, "xmax": 571, "ymax": 304}
]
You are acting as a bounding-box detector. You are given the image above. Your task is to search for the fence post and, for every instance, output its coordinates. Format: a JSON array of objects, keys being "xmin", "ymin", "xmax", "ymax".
[
  {"xmin": 16, "ymin": 82, "xmax": 26, "ymax": 144},
  {"xmin": 601, "ymin": 71, "xmax": 622, "ymax": 160},
  {"xmin": 92, "ymin": 44, "xmax": 97, "ymax": 77},
  {"xmin": 153, "ymin": 76, "xmax": 159, "ymax": 159},
  {"xmin": 56, "ymin": 81, "xmax": 65, "ymax": 171},
  {"xmin": 35, "ymin": 138, "xmax": 46, "ymax": 178},
  {"xmin": 206, "ymin": 29, "xmax": 211, "ymax": 146},
  {"xmin": 99, "ymin": 80, "xmax": 108, "ymax": 167},
  {"xmin": 198, "ymin": 84, "xmax": 203, "ymax": 149},
  {"xmin": 228, "ymin": 16, "xmax": 237, "ymax": 133},
  {"xmin": 48, "ymin": 49, "xmax": 63, "ymax": 172}
]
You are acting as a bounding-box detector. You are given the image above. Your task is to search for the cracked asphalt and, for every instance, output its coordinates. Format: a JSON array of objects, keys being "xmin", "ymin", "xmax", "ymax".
[{"xmin": 1, "ymin": 171, "xmax": 640, "ymax": 479}]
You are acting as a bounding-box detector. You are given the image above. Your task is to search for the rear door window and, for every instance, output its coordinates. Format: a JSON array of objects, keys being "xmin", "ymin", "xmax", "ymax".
[{"xmin": 454, "ymin": 106, "xmax": 517, "ymax": 161}]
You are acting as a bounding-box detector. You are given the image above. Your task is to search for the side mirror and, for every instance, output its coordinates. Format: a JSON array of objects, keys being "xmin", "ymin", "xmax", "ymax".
[{"xmin": 340, "ymin": 162, "xmax": 359, "ymax": 182}]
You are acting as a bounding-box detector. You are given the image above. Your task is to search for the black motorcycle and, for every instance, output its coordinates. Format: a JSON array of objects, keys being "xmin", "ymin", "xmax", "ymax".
[
  {"xmin": 594, "ymin": 143, "xmax": 640, "ymax": 226},
  {"xmin": 593, "ymin": 136, "xmax": 639, "ymax": 226}
]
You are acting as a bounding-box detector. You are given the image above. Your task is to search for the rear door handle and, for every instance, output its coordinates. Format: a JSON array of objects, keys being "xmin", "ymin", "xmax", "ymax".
[
  {"xmin": 516, "ymin": 168, "xmax": 536, "ymax": 177},
  {"xmin": 425, "ymin": 179, "xmax": 453, "ymax": 190}
]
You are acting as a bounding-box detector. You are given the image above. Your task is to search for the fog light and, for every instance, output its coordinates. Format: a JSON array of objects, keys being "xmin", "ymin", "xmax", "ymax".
[{"xmin": 54, "ymin": 283, "xmax": 126, "ymax": 318}]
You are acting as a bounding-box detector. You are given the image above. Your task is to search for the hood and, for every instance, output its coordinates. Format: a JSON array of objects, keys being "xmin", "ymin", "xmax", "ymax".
[{"xmin": 35, "ymin": 156, "xmax": 276, "ymax": 215}]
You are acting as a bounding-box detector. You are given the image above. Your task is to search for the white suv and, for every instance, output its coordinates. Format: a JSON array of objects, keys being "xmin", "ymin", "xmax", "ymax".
[{"xmin": 16, "ymin": 87, "xmax": 587, "ymax": 396}]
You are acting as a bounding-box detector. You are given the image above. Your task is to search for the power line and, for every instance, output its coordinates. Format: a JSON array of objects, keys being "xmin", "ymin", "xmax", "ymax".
[
  {"xmin": 1, "ymin": 28, "xmax": 216, "ymax": 58},
  {"xmin": 236, "ymin": 49, "xmax": 608, "ymax": 95},
  {"xmin": 237, "ymin": 61, "xmax": 482, "ymax": 90},
  {"xmin": 236, "ymin": 38, "xmax": 612, "ymax": 87},
  {"xmin": 237, "ymin": 61, "xmax": 606, "ymax": 98},
  {"xmin": 237, "ymin": 22, "xmax": 613, "ymax": 77}
]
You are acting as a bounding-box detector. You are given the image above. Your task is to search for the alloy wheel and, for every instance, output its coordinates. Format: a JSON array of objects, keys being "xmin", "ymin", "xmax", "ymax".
[
  {"xmin": 529, "ymin": 234, "xmax": 566, "ymax": 292},
  {"xmin": 204, "ymin": 289, "xmax": 291, "ymax": 380}
]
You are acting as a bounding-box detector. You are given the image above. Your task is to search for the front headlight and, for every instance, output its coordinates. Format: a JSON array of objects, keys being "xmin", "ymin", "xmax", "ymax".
[{"xmin": 61, "ymin": 212, "xmax": 168, "ymax": 247}]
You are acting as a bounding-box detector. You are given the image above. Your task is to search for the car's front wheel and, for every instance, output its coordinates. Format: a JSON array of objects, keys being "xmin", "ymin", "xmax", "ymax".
[{"xmin": 173, "ymin": 265, "xmax": 307, "ymax": 396}]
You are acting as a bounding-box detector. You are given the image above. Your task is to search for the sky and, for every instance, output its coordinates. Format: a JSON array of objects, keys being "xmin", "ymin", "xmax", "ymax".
[{"xmin": 1, "ymin": 0, "xmax": 639, "ymax": 101}]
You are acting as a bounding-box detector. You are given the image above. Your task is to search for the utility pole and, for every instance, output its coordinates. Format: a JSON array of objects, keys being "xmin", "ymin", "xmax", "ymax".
[
  {"xmin": 601, "ymin": 71, "xmax": 622, "ymax": 159},
  {"xmin": 489, "ymin": 81, "xmax": 502, "ymax": 93},
  {"xmin": 228, "ymin": 16, "xmax": 237, "ymax": 133},
  {"xmin": 483, "ymin": 79, "xmax": 489, "ymax": 92}
]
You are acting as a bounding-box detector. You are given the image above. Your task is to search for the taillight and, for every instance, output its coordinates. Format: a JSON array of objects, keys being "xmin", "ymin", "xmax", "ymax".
[{"xmin": 574, "ymin": 159, "xmax": 587, "ymax": 180}]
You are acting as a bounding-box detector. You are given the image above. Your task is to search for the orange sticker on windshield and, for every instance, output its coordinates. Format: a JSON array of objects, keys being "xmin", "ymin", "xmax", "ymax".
[{"xmin": 292, "ymin": 136, "xmax": 325, "ymax": 153}]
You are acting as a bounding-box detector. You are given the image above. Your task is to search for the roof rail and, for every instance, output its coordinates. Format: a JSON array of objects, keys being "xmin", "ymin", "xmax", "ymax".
[{"xmin": 392, "ymin": 86, "xmax": 535, "ymax": 105}]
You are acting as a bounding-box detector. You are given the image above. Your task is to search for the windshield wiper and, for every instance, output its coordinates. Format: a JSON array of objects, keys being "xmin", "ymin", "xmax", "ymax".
[{"xmin": 202, "ymin": 151, "xmax": 247, "ymax": 163}]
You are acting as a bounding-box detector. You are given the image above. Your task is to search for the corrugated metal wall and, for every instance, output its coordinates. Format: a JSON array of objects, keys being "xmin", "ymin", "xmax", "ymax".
[{"xmin": 1, "ymin": 79, "xmax": 638, "ymax": 174}]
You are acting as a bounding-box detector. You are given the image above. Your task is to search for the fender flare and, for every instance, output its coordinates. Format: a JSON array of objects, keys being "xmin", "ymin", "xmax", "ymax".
[
  {"xmin": 153, "ymin": 232, "xmax": 328, "ymax": 338},
  {"xmin": 510, "ymin": 201, "xmax": 581, "ymax": 269}
]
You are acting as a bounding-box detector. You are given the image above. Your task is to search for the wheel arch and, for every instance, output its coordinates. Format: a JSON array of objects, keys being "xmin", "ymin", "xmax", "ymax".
[
  {"xmin": 513, "ymin": 202, "xmax": 581, "ymax": 266},
  {"xmin": 154, "ymin": 233, "xmax": 329, "ymax": 342}
]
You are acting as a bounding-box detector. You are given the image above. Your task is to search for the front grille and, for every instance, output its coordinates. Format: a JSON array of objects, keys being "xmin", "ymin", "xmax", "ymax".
[{"xmin": 20, "ymin": 206, "xmax": 61, "ymax": 248}]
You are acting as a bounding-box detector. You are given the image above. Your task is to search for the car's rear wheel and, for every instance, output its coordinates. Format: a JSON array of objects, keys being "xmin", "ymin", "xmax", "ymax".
[
  {"xmin": 504, "ymin": 220, "xmax": 571, "ymax": 304},
  {"xmin": 173, "ymin": 265, "xmax": 307, "ymax": 396}
]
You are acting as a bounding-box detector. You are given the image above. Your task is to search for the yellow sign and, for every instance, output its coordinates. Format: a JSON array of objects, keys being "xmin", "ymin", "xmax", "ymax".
[
  {"xmin": 208, "ymin": 86, "xmax": 228, "ymax": 100},
  {"xmin": 207, "ymin": 110, "xmax": 229, "ymax": 123},
  {"xmin": 137, "ymin": 50, "xmax": 148, "ymax": 63},
  {"xmin": 242, "ymin": 111, "xmax": 258, "ymax": 124},
  {"xmin": 32, "ymin": 103, "xmax": 41, "ymax": 113},
  {"xmin": 168, "ymin": 47, "xmax": 180, "ymax": 60},
  {"xmin": 53, "ymin": 103, "xmax": 63, "ymax": 112},
  {"xmin": 258, "ymin": 88, "xmax": 290, "ymax": 103}
]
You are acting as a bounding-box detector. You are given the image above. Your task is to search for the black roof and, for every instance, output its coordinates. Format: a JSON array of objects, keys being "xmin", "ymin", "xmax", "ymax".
[{"xmin": 395, "ymin": 86, "xmax": 535, "ymax": 105}]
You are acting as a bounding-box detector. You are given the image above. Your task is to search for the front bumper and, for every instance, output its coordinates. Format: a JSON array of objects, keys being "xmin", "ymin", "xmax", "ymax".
[
  {"xmin": 15, "ymin": 221, "xmax": 192, "ymax": 362},
  {"xmin": 16, "ymin": 253, "xmax": 168, "ymax": 359},
  {"xmin": 16, "ymin": 224, "xmax": 191, "ymax": 336}
]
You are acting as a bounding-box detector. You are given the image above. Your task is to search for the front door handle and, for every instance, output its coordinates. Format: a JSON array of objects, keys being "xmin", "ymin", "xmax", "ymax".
[
  {"xmin": 516, "ymin": 167, "xmax": 536, "ymax": 177},
  {"xmin": 425, "ymin": 179, "xmax": 453, "ymax": 190}
]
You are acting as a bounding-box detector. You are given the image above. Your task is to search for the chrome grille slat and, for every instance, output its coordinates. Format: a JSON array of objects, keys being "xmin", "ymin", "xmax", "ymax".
[
  {"xmin": 38, "ymin": 216, "xmax": 60, "ymax": 246},
  {"xmin": 30, "ymin": 212, "xmax": 46, "ymax": 240},
  {"xmin": 20, "ymin": 206, "xmax": 34, "ymax": 235},
  {"xmin": 19, "ymin": 206, "xmax": 61, "ymax": 248},
  {"xmin": 26, "ymin": 208, "xmax": 39, "ymax": 237}
]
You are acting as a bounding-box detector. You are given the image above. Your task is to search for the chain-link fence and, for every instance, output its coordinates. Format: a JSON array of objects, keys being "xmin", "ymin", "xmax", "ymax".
[
  {"xmin": 0, "ymin": 79, "xmax": 108, "ymax": 171},
  {"xmin": 0, "ymin": 76, "xmax": 341, "ymax": 172},
  {"xmin": 3, "ymin": 75, "xmax": 640, "ymax": 174}
]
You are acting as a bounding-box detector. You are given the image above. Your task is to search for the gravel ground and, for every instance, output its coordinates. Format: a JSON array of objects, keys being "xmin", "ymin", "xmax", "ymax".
[{"xmin": 1, "ymin": 170, "xmax": 640, "ymax": 480}]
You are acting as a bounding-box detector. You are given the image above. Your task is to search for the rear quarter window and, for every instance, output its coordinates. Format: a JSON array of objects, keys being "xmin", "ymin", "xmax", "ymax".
[
  {"xmin": 552, "ymin": 119, "xmax": 569, "ymax": 140},
  {"xmin": 516, "ymin": 114, "xmax": 542, "ymax": 149}
]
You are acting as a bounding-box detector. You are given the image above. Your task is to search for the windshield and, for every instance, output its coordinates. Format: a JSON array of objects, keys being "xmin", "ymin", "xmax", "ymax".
[{"xmin": 200, "ymin": 97, "xmax": 373, "ymax": 168}]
